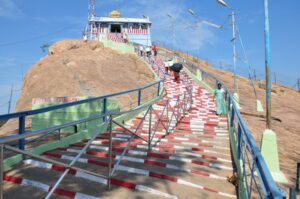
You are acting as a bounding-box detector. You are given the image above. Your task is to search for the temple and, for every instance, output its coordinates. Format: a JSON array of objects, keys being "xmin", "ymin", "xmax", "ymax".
[{"xmin": 85, "ymin": 10, "xmax": 152, "ymax": 46}]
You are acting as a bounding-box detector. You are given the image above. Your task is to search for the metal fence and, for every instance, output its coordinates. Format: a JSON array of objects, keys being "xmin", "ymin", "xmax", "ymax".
[
  {"xmin": 182, "ymin": 58, "xmax": 285, "ymax": 199},
  {"xmin": 0, "ymin": 55, "xmax": 194, "ymax": 198},
  {"xmin": 107, "ymin": 81, "xmax": 193, "ymax": 190}
]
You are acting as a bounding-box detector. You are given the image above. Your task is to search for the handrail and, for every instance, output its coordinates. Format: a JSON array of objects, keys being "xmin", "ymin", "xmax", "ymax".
[
  {"xmin": 182, "ymin": 57, "xmax": 285, "ymax": 198},
  {"xmin": 106, "ymin": 55, "xmax": 193, "ymax": 190},
  {"xmin": 0, "ymin": 80, "xmax": 162, "ymax": 120},
  {"xmin": 0, "ymin": 93, "xmax": 163, "ymax": 145},
  {"xmin": 0, "ymin": 63, "xmax": 162, "ymax": 151},
  {"xmin": 0, "ymin": 54, "xmax": 166, "ymax": 199}
]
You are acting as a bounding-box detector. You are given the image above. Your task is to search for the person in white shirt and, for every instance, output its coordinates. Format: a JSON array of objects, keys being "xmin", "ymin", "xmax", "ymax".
[
  {"xmin": 146, "ymin": 46, "xmax": 151, "ymax": 57},
  {"xmin": 164, "ymin": 59, "xmax": 173, "ymax": 74},
  {"xmin": 139, "ymin": 45, "xmax": 144, "ymax": 56}
]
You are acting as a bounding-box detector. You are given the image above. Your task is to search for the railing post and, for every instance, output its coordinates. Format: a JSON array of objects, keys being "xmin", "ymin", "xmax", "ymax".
[
  {"xmin": 183, "ymin": 93, "xmax": 187, "ymax": 116},
  {"xmin": 237, "ymin": 124, "xmax": 242, "ymax": 160},
  {"xmin": 148, "ymin": 106, "xmax": 152, "ymax": 151},
  {"xmin": 158, "ymin": 66, "xmax": 160, "ymax": 77},
  {"xmin": 18, "ymin": 116, "xmax": 25, "ymax": 150},
  {"xmin": 107, "ymin": 116, "xmax": 113, "ymax": 190},
  {"xmin": 289, "ymin": 188, "xmax": 296, "ymax": 199},
  {"xmin": 297, "ymin": 163, "xmax": 300, "ymax": 192},
  {"xmin": 0, "ymin": 144, "xmax": 3, "ymax": 199},
  {"xmin": 166, "ymin": 102, "xmax": 169, "ymax": 134},
  {"xmin": 176, "ymin": 96, "xmax": 180, "ymax": 123},
  {"xmin": 103, "ymin": 97, "xmax": 108, "ymax": 122},
  {"xmin": 138, "ymin": 89, "xmax": 142, "ymax": 106},
  {"xmin": 58, "ymin": 129, "xmax": 61, "ymax": 140},
  {"xmin": 230, "ymin": 106, "xmax": 235, "ymax": 128},
  {"xmin": 157, "ymin": 82, "xmax": 161, "ymax": 97}
]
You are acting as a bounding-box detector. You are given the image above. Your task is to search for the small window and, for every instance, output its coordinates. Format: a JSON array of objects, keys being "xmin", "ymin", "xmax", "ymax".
[
  {"xmin": 141, "ymin": 24, "xmax": 147, "ymax": 29},
  {"xmin": 100, "ymin": 23, "xmax": 108, "ymax": 28},
  {"xmin": 123, "ymin": 23, "xmax": 129, "ymax": 28},
  {"xmin": 132, "ymin": 23, "xmax": 139, "ymax": 29}
]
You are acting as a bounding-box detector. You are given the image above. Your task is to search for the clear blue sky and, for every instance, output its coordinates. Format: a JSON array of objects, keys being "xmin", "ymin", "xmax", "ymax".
[{"xmin": 0, "ymin": 0, "xmax": 299, "ymax": 114}]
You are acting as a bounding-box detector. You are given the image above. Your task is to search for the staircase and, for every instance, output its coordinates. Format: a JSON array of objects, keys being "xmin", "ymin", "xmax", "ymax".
[{"xmin": 2, "ymin": 57, "xmax": 236, "ymax": 199}]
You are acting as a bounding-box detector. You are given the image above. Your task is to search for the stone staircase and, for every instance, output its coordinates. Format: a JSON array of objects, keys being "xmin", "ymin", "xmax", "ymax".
[{"xmin": 3, "ymin": 57, "xmax": 236, "ymax": 199}]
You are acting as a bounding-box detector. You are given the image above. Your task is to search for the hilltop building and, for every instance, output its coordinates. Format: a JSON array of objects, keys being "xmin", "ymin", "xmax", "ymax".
[{"xmin": 85, "ymin": 10, "xmax": 152, "ymax": 46}]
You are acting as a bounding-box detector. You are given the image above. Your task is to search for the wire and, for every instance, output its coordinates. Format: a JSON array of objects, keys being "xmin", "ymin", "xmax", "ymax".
[
  {"xmin": 0, "ymin": 102, "xmax": 8, "ymax": 107},
  {"xmin": 235, "ymin": 23, "xmax": 258, "ymax": 99},
  {"xmin": 0, "ymin": 23, "xmax": 82, "ymax": 48},
  {"xmin": 13, "ymin": 88, "xmax": 22, "ymax": 92}
]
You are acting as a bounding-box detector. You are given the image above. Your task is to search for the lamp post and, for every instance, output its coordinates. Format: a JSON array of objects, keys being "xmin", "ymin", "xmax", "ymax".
[
  {"xmin": 216, "ymin": 0, "xmax": 240, "ymax": 109},
  {"xmin": 187, "ymin": 10, "xmax": 201, "ymax": 57},
  {"xmin": 187, "ymin": 9, "xmax": 221, "ymax": 82},
  {"xmin": 216, "ymin": 0, "xmax": 287, "ymax": 184},
  {"xmin": 7, "ymin": 84, "xmax": 13, "ymax": 114},
  {"xmin": 187, "ymin": 9, "xmax": 222, "ymax": 58},
  {"xmin": 260, "ymin": 0, "xmax": 287, "ymax": 184},
  {"xmin": 167, "ymin": 14, "xmax": 176, "ymax": 49},
  {"xmin": 263, "ymin": 0, "xmax": 272, "ymax": 129}
]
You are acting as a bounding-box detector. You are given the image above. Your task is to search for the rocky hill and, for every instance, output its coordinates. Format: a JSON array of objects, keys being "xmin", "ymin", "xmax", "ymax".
[
  {"xmin": 0, "ymin": 40, "xmax": 156, "ymax": 135},
  {"xmin": 160, "ymin": 46, "xmax": 300, "ymax": 190}
]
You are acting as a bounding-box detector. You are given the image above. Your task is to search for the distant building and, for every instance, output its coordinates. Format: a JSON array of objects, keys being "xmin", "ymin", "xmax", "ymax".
[{"xmin": 85, "ymin": 10, "xmax": 152, "ymax": 46}]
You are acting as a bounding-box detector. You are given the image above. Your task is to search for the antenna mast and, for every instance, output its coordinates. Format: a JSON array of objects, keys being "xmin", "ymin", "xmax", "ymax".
[{"xmin": 88, "ymin": 0, "xmax": 96, "ymax": 20}]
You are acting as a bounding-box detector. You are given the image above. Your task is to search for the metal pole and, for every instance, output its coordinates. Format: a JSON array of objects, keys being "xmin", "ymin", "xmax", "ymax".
[
  {"xmin": 103, "ymin": 98, "xmax": 107, "ymax": 122},
  {"xmin": 253, "ymin": 69, "xmax": 257, "ymax": 81},
  {"xmin": 166, "ymin": 102, "xmax": 169, "ymax": 134},
  {"xmin": 231, "ymin": 11, "xmax": 237, "ymax": 93},
  {"xmin": 137, "ymin": 89, "xmax": 142, "ymax": 106},
  {"xmin": 274, "ymin": 72, "xmax": 277, "ymax": 84},
  {"xmin": 197, "ymin": 24, "xmax": 201, "ymax": 58},
  {"xmin": 289, "ymin": 188, "xmax": 296, "ymax": 199},
  {"xmin": 172, "ymin": 21, "xmax": 175, "ymax": 48},
  {"xmin": 297, "ymin": 78, "xmax": 300, "ymax": 92},
  {"xmin": 148, "ymin": 106, "xmax": 152, "ymax": 151},
  {"xmin": 264, "ymin": 0, "xmax": 272, "ymax": 129},
  {"xmin": 107, "ymin": 116, "xmax": 113, "ymax": 190},
  {"xmin": 7, "ymin": 85, "xmax": 13, "ymax": 114},
  {"xmin": 296, "ymin": 162, "xmax": 300, "ymax": 192},
  {"xmin": 18, "ymin": 116, "xmax": 25, "ymax": 150},
  {"xmin": 0, "ymin": 145, "xmax": 4, "ymax": 199},
  {"xmin": 157, "ymin": 82, "xmax": 161, "ymax": 96}
]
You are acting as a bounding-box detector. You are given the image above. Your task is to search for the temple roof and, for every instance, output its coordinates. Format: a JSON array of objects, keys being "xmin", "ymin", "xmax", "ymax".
[{"xmin": 91, "ymin": 16, "xmax": 151, "ymax": 24}]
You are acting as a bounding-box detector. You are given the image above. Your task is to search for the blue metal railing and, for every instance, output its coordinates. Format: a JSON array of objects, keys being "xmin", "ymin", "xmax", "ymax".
[
  {"xmin": 183, "ymin": 58, "xmax": 285, "ymax": 199},
  {"xmin": 0, "ymin": 79, "xmax": 163, "ymax": 150}
]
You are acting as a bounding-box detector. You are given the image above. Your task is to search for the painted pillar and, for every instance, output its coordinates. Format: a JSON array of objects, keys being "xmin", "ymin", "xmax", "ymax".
[
  {"xmin": 147, "ymin": 24, "xmax": 150, "ymax": 46},
  {"xmin": 90, "ymin": 23, "xmax": 93, "ymax": 40},
  {"xmin": 231, "ymin": 11, "xmax": 237, "ymax": 94},
  {"xmin": 108, "ymin": 24, "xmax": 111, "ymax": 34},
  {"xmin": 231, "ymin": 11, "xmax": 241, "ymax": 109},
  {"xmin": 264, "ymin": 0, "xmax": 272, "ymax": 129},
  {"xmin": 98, "ymin": 22, "xmax": 100, "ymax": 40}
]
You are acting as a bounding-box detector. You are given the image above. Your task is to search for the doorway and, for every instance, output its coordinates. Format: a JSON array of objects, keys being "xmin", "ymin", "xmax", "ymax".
[{"xmin": 110, "ymin": 24, "xmax": 121, "ymax": 33}]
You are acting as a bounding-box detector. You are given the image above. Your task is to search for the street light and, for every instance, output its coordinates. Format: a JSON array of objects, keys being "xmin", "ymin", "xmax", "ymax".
[
  {"xmin": 188, "ymin": 9, "xmax": 222, "ymax": 29},
  {"xmin": 188, "ymin": 9, "xmax": 195, "ymax": 16},
  {"xmin": 215, "ymin": 0, "xmax": 240, "ymax": 109},
  {"xmin": 263, "ymin": 0, "xmax": 272, "ymax": 130},
  {"xmin": 217, "ymin": 0, "xmax": 230, "ymax": 8},
  {"xmin": 187, "ymin": 9, "xmax": 221, "ymax": 57},
  {"xmin": 216, "ymin": 0, "xmax": 287, "ymax": 184},
  {"xmin": 261, "ymin": 0, "xmax": 287, "ymax": 184}
]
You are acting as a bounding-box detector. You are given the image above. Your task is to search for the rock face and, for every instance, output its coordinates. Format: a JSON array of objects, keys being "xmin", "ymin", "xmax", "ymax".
[
  {"xmin": 162, "ymin": 47, "xmax": 300, "ymax": 191},
  {"xmin": 16, "ymin": 40, "xmax": 155, "ymax": 111},
  {"xmin": 0, "ymin": 40, "xmax": 156, "ymax": 135}
]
